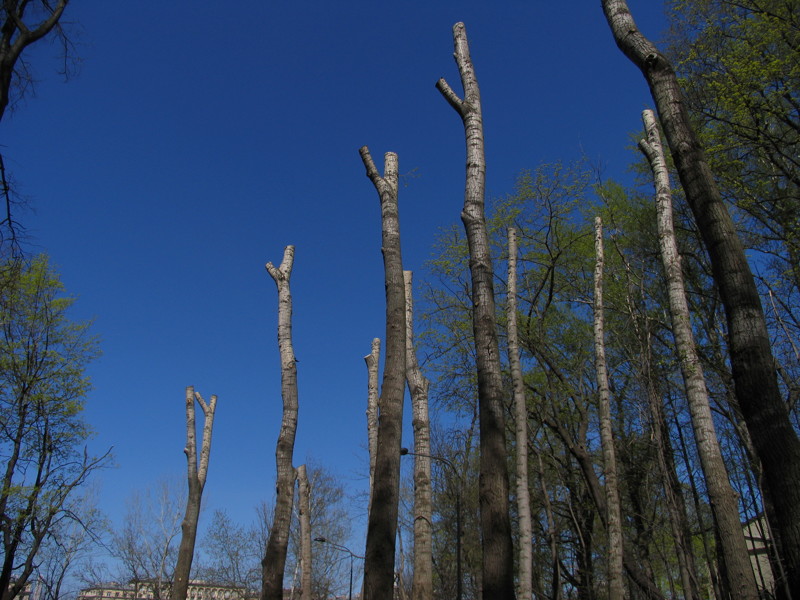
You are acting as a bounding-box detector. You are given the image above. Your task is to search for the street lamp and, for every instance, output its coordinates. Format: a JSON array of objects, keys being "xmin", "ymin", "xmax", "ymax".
[
  {"xmin": 400, "ymin": 447, "xmax": 463, "ymax": 600},
  {"xmin": 313, "ymin": 537, "xmax": 363, "ymax": 600}
]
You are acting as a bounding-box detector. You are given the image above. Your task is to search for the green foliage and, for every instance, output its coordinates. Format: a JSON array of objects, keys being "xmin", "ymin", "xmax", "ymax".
[{"xmin": 0, "ymin": 254, "xmax": 105, "ymax": 598}]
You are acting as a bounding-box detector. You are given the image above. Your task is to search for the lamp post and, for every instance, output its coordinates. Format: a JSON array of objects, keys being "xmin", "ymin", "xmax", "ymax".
[
  {"xmin": 400, "ymin": 447, "xmax": 463, "ymax": 600},
  {"xmin": 313, "ymin": 537, "xmax": 363, "ymax": 600}
]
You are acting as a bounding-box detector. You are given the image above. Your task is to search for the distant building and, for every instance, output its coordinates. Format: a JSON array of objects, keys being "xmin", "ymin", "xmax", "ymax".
[
  {"xmin": 742, "ymin": 514, "xmax": 776, "ymax": 596},
  {"xmin": 77, "ymin": 581, "xmax": 258, "ymax": 600}
]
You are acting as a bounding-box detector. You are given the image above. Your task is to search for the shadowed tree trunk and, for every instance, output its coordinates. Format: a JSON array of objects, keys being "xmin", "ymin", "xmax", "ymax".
[
  {"xmin": 297, "ymin": 464, "xmax": 311, "ymax": 600},
  {"xmin": 507, "ymin": 228, "xmax": 532, "ymax": 600},
  {"xmin": 592, "ymin": 217, "xmax": 625, "ymax": 600},
  {"xmin": 404, "ymin": 270, "xmax": 433, "ymax": 600},
  {"xmin": 360, "ymin": 147, "xmax": 407, "ymax": 600},
  {"xmin": 261, "ymin": 245, "xmax": 300, "ymax": 600},
  {"xmin": 436, "ymin": 22, "xmax": 516, "ymax": 600},
  {"xmin": 639, "ymin": 108, "xmax": 759, "ymax": 600},
  {"xmin": 601, "ymin": 3, "xmax": 800, "ymax": 594},
  {"xmin": 173, "ymin": 386, "xmax": 217, "ymax": 600}
]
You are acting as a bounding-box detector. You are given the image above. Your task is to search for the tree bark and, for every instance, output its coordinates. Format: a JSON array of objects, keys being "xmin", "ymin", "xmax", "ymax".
[
  {"xmin": 639, "ymin": 108, "xmax": 759, "ymax": 600},
  {"xmin": 261, "ymin": 246, "xmax": 300, "ymax": 600},
  {"xmin": 507, "ymin": 228, "xmax": 533, "ymax": 600},
  {"xmin": 436, "ymin": 22, "xmax": 516, "ymax": 600},
  {"xmin": 365, "ymin": 337, "xmax": 380, "ymax": 518},
  {"xmin": 592, "ymin": 217, "xmax": 625, "ymax": 600},
  {"xmin": 360, "ymin": 147, "xmax": 407, "ymax": 600},
  {"xmin": 297, "ymin": 464, "xmax": 312, "ymax": 600},
  {"xmin": 174, "ymin": 386, "xmax": 217, "ymax": 600},
  {"xmin": 601, "ymin": 3, "xmax": 800, "ymax": 594},
  {"xmin": 404, "ymin": 271, "xmax": 433, "ymax": 600}
]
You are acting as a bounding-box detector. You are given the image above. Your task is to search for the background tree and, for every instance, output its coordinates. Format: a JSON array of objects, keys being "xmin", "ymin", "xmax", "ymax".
[
  {"xmin": 600, "ymin": 3, "xmax": 800, "ymax": 594},
  {"xmin": 173, "ymin": 386, "xmax": 217, "ymax": 600},
  {"xmin": 359, "ymin": 147, "xmax": 407, "ymax": 600},
  {"xmin": 262, "ymin": 245, "xmax": 300, "ymax": 600},
  {"xmin": 0, "ymin": 255, "xmax": 109, "ymax": 600},
  {"xmin": 436, "ymin": 22, "xmax": 516, "ymax": 600},
  {"xmin": 198, "ymin": 508, "xmax": 263, "ymax": 594}
]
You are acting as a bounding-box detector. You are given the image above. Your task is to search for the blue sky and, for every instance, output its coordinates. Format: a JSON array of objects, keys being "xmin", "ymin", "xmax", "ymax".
[{"xmin": 2, "ymin": 0, "xmax": 667, "ymax": 557}]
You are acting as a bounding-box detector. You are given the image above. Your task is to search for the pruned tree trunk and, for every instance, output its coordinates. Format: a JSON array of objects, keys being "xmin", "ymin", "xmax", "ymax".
[
  {"xmin": 404, "ymin": 270, "xmax": 433, "ymax": 600},
  {"xmin": 297, "ymin": 464, "xmax": 312, "ymax": 600},
  {"xmin": 592, "ymin": 217, "xmax": 625, "ymax": 600},
  {"xmin": 639, "ymin": 109, "xmax": 759, "ymax": 600},
  {"xmin": 261, "ymin": 246, "xmax": 300, "ymax": 600},
  {"xmin": 436, "ymin": 22, "xmax": 516, "ymax": 600},
  {"xmin": 360, "ymin": 146, "xmax": 407, "ymax": 600},
  {"xmin": 365, "ymin": 337, "xmax": 380, "ymax": 517},
  {"xmin": 173, "ymin": 386, "xmax": 217, "ymax": 600},
  {"xmin": 601, "ymin": 3, "xmax": 800, "ymax": 594},
  {"xmin": 507, "ymin": 228, "xmax": 533, "ymax": 600}
]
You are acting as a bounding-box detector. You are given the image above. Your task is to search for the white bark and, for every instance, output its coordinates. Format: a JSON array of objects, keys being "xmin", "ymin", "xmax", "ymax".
[
  {"xmin": 506, "ymin": 228, "xmax": 532, "ymax": 600},
  {"xmin": 297, "ymin": 464, "xmax": 311, "ymax": 600},
  {"xmin": 593, "ymin": 217, "xmax": 625, "ymax": 600},
  {"xmin": 639, "ymin": 109, "xmax": 758, "ymax": 600},
  {"xmin": 404, "ymin": 271, "xmax": 432, "ymax": 600},
  {"xmin": 365, "ymin": 337, "xmax": 380, "ymax": 517}
]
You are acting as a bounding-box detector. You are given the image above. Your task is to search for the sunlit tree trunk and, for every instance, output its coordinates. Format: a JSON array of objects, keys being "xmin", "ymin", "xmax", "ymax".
[
  {"xmin": 507, "ymin": 228, "xmax": 532, "ymax": 600},
  {"xmin": 174, "ymin": 386, "xmax": 217, "ymax": 600},
  {"xmin": 261, "ymin": 246, "xmax": 300, "ymax": 600},
  {"xmin": 592, "ymin": 217, "xmax": 625, "ymax": 600},
  {"xmin": 404, "ymin": 271, "xmax": 433, "ymax": 600},
  {"xmin": 639, "ymin": 109, "xmax": 759, "ymax": 600},
  {"xmin": 297, "ymin": 464, "xmax": 311, "ymax": 600},
  {"xmin": 601, "ymin": 3, "xmax": 800, "ymax": 594},
  {"xmin": 365, "ymin": 337, "xmax": 380, "ymax": 517},
  {"xmin": 360, "ymin": 147, "xmax": 407, "ymax": 600},
  {"xmin": 436, "ymin": 22, "xmax": 515, "ymax": 600}
]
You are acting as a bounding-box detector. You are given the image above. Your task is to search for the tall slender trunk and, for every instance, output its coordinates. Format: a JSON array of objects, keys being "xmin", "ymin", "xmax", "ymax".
[
  {"xmin": 174, "ymin": 386, "xmax": 217, "ymax": 600},
  {"xmin": 404, "ymin": 271, "xmax": 433, "ymax": 600},
  {"xmin": 639, "ymin": 109, "xmax": 759, "ymax": 599},
  {"xmin": 601, "ymin": 3, "xmax": 800, "ymax": 594},
  {"xmin": 262, "ymin": 246, "xmax": 300, "ymax": 600},
  {"xmin": 297, "ymin": 464, "xmax": 311, "ymax": 600},
  {"xmin": 360, "ymin": 147, "xmax": 407, "ymax": 600},
  {"xmin": 507, "ymin": 228, "xmax": 533, "ymax": 600},
  {"xmin": 365, "ymin": 336, "xmax": 381, "ymax": 518},
  {"xmin": 436, "ymin": 22, "xmax": 515, "ymax": 600},
  {"xmin": 592, "ymin": 217, "xmax": 625, "ymax": 600}
]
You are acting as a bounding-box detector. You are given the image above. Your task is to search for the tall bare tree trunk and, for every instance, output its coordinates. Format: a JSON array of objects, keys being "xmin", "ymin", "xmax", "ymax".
[
  {"xmin": 262, "ymin": 246, "xmax": 300, "ymax": 600},
  {"xmin": 507, "ymin": 228, "xmax": 533, "ymax": 600},
  {"xmin": 592, "ymin": 217, "xmax": 625, "ymax": 600},
  {"xmin": 436, "ymin": 22, "xmax": 516, "ymax": 600},
  {"xmin": 297, "ymin": 464, "xmax": 311, "ymax": 600},
  {"xmin": 365, "ymin": 337, "xmax": 380, "ymax": 517},
  {"xmin": 601, "ymin": 3, "xmax": 800, "ymax": 594},
  {"xmin": 174, "ymin": 387, "xmax": 217, "ymax": 600},
  {"xmin": 639, "ymin": 109, "xmax": 759, "ymax": 600},
  {"xmin": 403, "ymin": 271, "xmax": 433, "ymax": 600},
  {"xmin": 360, "ymin": 147, "xmax": 407, "ymax": 600}
]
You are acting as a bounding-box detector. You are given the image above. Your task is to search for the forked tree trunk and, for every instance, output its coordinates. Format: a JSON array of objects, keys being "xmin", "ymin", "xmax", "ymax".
[
  {"xmin": 262, "ymin": 246, "xmax": 300, "ymax": 600},
  {"xmin": 365, "ymin": 337, "xmax": 380, "ymax": 517},
  {"xmin": 297, "ymin": 464, "xmax": 311, "ymax": 600},
  {"xmin": 436, "ymin": 22, "xmax": 516, "ymax": 600},
  {"xmin": 601, "ymin": 3, "xmax": 800, "ymax": 594},
  {"xmin": 507, "ymin": 228, "xmax": 533, "ymax": 600},
  {"xmin": 639, "ymin": 109, "xmax": 759, "ymax": 600},
  {"xmin": 360, "ymin": 147, "xmax": 407, "ymax": 600},
  {"xmin": 404, "ymin": 271, "xmax": 433, "ymax": 600},
  {"xmin": 592, "ymin": 217, "xmax": 625, "ymax": 600},
  {"xmin": 173, "ymin": 386, "xmax": 217, "ymax": 600}
]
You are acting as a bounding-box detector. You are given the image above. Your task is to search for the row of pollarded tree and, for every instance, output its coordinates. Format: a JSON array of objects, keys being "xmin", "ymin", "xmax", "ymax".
[{"xmin": 357, "ymin": 1, "xmax": 800, "ymax": 600}]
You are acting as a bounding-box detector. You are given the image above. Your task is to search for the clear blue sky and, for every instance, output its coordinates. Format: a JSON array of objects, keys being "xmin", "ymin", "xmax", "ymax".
[{"xmin": 2, "ymin": 0, "xmax": 667, "ymax": 555}]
